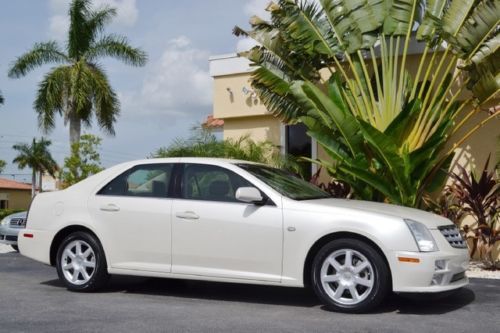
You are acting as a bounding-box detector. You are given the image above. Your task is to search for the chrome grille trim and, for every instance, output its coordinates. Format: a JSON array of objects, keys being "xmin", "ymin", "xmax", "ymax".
[
  {"xmin": 9, "ymin": 218, "xmax": 26, "ymax": 228},
  {"xmin": 438, "ymin": 225, "xmax": 467, "ymax": 249}
]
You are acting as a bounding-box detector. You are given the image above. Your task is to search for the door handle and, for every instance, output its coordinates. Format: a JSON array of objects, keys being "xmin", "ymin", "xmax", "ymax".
[
  {"xmin": 175, "ymin": 211, "xmax": 199, "ymax": 220},
  {"xmin": 100, "ymin": 204, "xmax": 120, "ymax": 212}
]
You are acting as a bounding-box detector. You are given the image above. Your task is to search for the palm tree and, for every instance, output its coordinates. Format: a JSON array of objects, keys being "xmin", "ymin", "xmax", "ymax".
[
  {"xmin": 12, "ymin": 138, "xmax": 58, "ymax": 197},
  {"xmin": 8, "ymin": 0, "xmax": 147, "ymax": 145}
]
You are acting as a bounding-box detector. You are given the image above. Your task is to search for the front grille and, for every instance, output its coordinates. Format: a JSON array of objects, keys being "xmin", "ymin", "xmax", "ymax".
[
  {"xmin": 439, "ymin": 225, "xmax": 467, "ymax": 249},
  {"xmin": 450, "ymin": 271, "xmax": 466, "ymax": 283},
  {"xmin": 5, "ymin": 235, "xmax": 17, "ymax": 242},
  {"xmin": 9, "ymin": 218, "xmax": 26, "ymax": 228}
]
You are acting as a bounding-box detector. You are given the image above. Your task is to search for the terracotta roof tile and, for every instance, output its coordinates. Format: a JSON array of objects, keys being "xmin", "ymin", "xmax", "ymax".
[
  {"xmin": 202, "ymin": 115, "xmax": 224, "ymax": 129},
  {"xmin": 0, "ymin": 178, "xmax": 32, "ymax": 191}
]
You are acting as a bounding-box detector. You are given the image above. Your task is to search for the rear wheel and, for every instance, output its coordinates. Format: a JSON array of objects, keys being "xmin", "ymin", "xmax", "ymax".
[
  {"xmin": 11, "ymin": 245, "xmax": 19, "ymax": 252},
  {"xmin": 56, "ymin": 231, "xmax": 109, "ymax": 292},
  {"xmin": 311, "ymin": 238, "xmax": 390, "ymax": 313}
]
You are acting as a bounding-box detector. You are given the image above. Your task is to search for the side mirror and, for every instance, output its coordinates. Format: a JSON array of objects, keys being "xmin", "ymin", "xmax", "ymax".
[{"xmin": 235, "ymin": 187, "xmax": 264, "ymax": 204}]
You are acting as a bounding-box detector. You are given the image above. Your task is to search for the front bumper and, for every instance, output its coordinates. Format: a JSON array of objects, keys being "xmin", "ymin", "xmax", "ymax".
[
  {"xmin": 389, "ymin": 248, "xmax": 469, "ymax": 293},
  {"xmin": 0, "ymin": 225, "xmax": 22, "ymax": 246}
]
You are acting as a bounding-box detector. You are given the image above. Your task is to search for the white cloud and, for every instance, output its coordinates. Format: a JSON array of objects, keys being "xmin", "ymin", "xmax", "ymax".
[
  {"xmin": 236, "ymin": 37, "xmax": 259, "ymax": 53},
  {"xmin": 122, "ymin": 36, "xmax": 212, "ymax": 119},
  {"xmin": 48, "ymin": 0, "xmax": 138, "ymax": 41},
  {"xmin": 244, "ymin": 0, "xmax": 272, "ymax": 20}
]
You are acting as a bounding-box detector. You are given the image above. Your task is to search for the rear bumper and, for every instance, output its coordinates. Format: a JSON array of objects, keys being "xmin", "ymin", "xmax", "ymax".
[
  {"xmin": 389, "ymin": 248, "xmax": 469, "ymax": 293},
  {"xmin": 18, "ymin": 228, "xmax": 53, "ymax": 265}
]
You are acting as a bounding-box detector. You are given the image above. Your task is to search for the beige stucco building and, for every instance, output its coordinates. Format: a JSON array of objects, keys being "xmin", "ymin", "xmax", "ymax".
[
  {"xmin": 0, "ymin": 178, "xmax": 32, "ymax": 210},
  {"xmin": 209, "ymin": 48, "xmax": 499, "ymax": 261}
]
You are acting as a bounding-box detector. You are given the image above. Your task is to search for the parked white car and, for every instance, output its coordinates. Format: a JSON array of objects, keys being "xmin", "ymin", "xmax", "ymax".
[{"xmin": 19, "ymin": 158, "xmax": 468, "ymax": 312}]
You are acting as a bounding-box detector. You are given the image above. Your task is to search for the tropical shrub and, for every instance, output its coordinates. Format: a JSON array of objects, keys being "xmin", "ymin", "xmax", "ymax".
[
  {"xmin": 449, "ymin": 156, "xmax": 499, "ymax": 267},
  {"xmin": 310, "ymin": 167, "xmax": 352, "ymax": 198},
  {"xmin": 153, "ymin": 128, "xmax": 303, "ymax": 174},
  {"xmin": 0, "ymin": 209, "xmax": 25, "ymax": 220},
  {"xmin": 235, "ymin": 0, "xmax": 500, "ymax": 207}
]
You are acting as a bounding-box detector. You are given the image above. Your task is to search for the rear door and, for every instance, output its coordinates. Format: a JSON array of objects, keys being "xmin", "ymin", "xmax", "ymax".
[{"xmin": 88, "ymin": 163, "xmax": 174, "ymax": 273}]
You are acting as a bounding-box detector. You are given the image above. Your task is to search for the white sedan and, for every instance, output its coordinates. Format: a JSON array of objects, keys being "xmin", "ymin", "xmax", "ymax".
[{"xmin": 19, "ymin": 158, "xmax": 468, "ymax": 312}]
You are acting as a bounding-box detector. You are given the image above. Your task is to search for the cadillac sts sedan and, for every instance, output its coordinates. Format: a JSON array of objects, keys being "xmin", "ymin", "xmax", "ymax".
[{"xmin": 18, "ymin": 158, "xmax": 468, "ymax": 312}]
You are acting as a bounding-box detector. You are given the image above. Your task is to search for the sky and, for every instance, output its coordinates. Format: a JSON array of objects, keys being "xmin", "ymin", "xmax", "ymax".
[{"xmin": 0, "ymin": 0, "xmax": 269, "ymax": 182}]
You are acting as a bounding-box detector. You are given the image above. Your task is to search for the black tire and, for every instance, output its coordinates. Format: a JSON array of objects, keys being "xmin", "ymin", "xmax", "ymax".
[
  {"xmin": 11, "ymin": 245, "xmax": 19, "ymax": 252},
  {"xmin": 56, "ymin": 231, "xmax": 109, "ymax": 292},
  {"xmin": 311, "ymin": 238, "xmax": 390, "ymax": 313}
]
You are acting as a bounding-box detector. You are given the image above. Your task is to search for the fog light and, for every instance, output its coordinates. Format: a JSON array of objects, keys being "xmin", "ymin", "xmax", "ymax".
[
  {"xmin": 431, "ymin": 273, "xmax": 444, "ymax": 286},
  {"xmin": 435, "ymin": 259, "xmax": 447, "ymax": 271}
]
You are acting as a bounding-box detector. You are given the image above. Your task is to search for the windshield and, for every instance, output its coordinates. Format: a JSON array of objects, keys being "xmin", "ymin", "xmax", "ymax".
[{"xmin": 237, "ymin": 164, "xmax": 330, "ymax": 200}]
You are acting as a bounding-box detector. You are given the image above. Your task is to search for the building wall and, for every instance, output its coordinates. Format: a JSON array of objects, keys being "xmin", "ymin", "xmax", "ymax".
[
  {"xmin": 213, "ymin": 73, "xmax": 271, "ymax": 120},
  {"xmin": 0, "ymin": 189, "xmax": 31, "ymax": 210},
  {"xmin": 223, "ymin": 115, "xmax": 282, "ymax": 146}
]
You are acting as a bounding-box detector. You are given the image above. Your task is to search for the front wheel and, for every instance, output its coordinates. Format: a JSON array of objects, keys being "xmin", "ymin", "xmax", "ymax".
[
  {"xmin": 56, "ymin": 231, "xmax": 109, "ymax": 292},
  {"xmin": 311, "ymin": 238, "xmax": 390, "ymax": 313}
]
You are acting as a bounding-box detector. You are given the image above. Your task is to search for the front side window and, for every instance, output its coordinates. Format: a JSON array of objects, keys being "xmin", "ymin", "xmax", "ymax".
[
  {"xmin": 181, "ymin": 164, "xmax": 253, "ymax": 202},
  {"xmin": 98, "ymin": 164, "xmax": 173, "ymax": 198}
]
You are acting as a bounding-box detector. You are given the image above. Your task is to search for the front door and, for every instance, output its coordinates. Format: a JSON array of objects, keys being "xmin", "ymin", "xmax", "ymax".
[
  {"xmin": 171, "ymin": 163, "xmax": 283, "ymax": 282},
  {"xmin": 88, "ymin": 163, "xmax": 174, "ymax": 273}
]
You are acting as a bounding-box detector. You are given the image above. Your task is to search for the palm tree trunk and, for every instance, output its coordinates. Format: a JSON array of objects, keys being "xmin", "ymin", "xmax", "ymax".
[
  {"xmin": 69, "ymin": 113, "xmax": 81, "ymax": 146},
  {"xmin": 31, "ymin": 168, "xmax": 36, "ymax": 198},
  {"xmin": 38, "ymin": 170, "xmax": 43, "ymax": 194}
]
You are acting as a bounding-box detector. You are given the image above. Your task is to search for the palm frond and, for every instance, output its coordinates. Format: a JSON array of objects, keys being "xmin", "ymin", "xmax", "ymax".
[
  {"xmin": 34, "ymin": 66, "xmax": 71, "ymax": 132},
  {"xmin": 68, "ymin": 0, "xmax": 92, "ymax": 58},
  {"xmin": 86, "ymin": 5, "xmax": 117, "ymax": 44},
  {"xmin": 85, "ymin": 64, "xmax": 120, "ymax": 135},
  {"xmin": 8, "ymin": 41, "xmax": 68, "ymax": 78},
  {"xmin": 86, "ymin": 34, "xmax": 147, "ymax": 66}
]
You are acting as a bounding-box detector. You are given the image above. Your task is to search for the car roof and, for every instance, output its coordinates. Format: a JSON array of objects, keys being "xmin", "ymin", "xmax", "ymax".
[{"xmin": 122, "ymin": 157, "xmax": 263, "ymax": 166}]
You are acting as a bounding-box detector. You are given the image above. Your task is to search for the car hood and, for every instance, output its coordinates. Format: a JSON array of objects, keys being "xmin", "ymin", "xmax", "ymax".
[
  {"xmin": 6, "ymin": 211, "xmax": 27, "ymax": 219},
  {"xmin": 295, "ymin": 198, "xmax": 452, "ymax": 229}
]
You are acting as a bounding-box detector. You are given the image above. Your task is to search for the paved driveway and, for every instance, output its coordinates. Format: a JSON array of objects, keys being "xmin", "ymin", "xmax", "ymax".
[{"xmin": 0, "ymin": 250, "xmax": 499, "ymax": 333}]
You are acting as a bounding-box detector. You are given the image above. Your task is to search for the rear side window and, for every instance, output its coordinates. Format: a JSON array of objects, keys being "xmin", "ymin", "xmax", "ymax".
[
  {"xmin": 181, "ymin": 164, "xmax": 253, "ymax": 202},
  {"xmin": 98, "ymin": 164, "xmax": 173, "ymax": 198}
]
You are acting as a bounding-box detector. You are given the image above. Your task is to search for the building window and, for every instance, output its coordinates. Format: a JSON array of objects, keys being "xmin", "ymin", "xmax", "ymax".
[
  {"xmin": 285, "ymin": 123, "xmax": 312, "ymax": 179},
  {"xmin": 0, "ymin": 200, "xmax": 8, "ymax": 209}
]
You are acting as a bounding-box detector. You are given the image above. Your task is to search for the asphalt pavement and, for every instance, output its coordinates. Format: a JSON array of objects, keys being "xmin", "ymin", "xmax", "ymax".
[{"xmin": 0, "ymin": 250, "xmax": 499, "ymax": 333}]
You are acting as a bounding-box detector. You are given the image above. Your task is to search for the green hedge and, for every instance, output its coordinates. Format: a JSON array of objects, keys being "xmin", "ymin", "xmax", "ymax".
[{"xmin": 0, "ymin": 209, "xmax": 25, "ymax": 220}]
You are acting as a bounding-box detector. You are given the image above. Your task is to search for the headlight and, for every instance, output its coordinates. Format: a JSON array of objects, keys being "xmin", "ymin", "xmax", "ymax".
[
  {"xmin": 405, "ymin": 219, "xmax": 438, "ymax": 252},
  {"xmin": 0, "ymin": 218, "xmax": 8, "ymax": 226}
]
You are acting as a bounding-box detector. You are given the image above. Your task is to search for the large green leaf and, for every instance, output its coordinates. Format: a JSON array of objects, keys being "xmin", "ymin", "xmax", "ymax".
[
  {"xmin": 383, "ymin": 0, "xmax": 415, "ymax": 35},
  {"xmin": 454, "ymin": 0, "xmax": 500, "ymax": 57},
  {"xmin": 417, "ymin": 0, "xmax": 448, "ymax": 42},
  {"xmin": 297, "ymin": 79, "xmax": 363, "ymax": 155},
  {"xmin": 358, "ymin": 120, "xmax": 410, "ymax": 201},
  {"xmin": 442, "ymin": 0, "xmax": 475, "ymax": 37},
  {"xmin": 320, "ymin": 0, "xmax": 387, "ymax": 52}
]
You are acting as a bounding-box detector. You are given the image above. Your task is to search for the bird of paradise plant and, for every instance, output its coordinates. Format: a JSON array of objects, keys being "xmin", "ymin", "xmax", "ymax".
[{"xmin": 234, "ymin": 0, "xmax": 499, "ymax": 207}]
